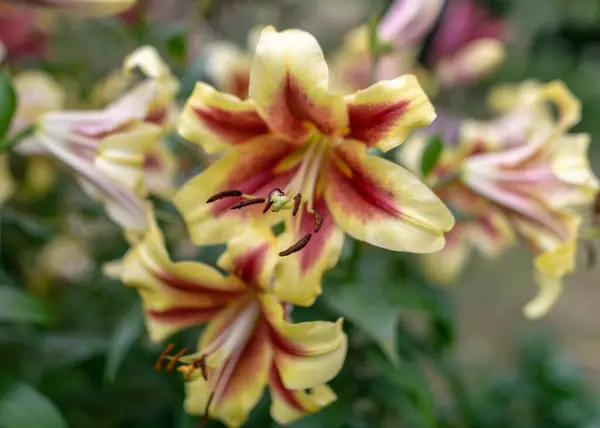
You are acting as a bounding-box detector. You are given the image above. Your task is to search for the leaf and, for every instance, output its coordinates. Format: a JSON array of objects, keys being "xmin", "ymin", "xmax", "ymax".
[
  {"xmin": 325, "ymin": 282, "xmax": 400, "ymax": 365},
  {"xmin": 0, "ymin": 287, "xmax": 54, "ymax": 326},
  {"xmin": 0, "ymin": 378, "xmax": 68, "ymax": 428},
  {"xmin": 40, "ymin": 334, "xmax": 109, "ymax": 371},
  {"xmin": 420, "ymin": 134, "xmax": 444, "ymax": 178},
  {"xmin": 0, "ymin": 71, "xmax": 16, "ymax": 146},
  {"xmin": 104, "ymin": 301, "xmax": 144, "ymax": 383}
]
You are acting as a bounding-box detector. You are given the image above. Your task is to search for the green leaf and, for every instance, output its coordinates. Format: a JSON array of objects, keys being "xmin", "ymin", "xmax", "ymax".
[
  {"xmin": 0, "ymin": 71, "xmax": 17, "ymax": 147},
  {"xmin": 0, "ymin": 378, "xmax": 68, "ymax": 428},
  {"xmin": 0, "ymin": 287, "xmax": 54, "ymax": 326},
  {"xmin": 104, "ymin": 301, "xmax": 144, "ymax": 383},
  {"xmin": 420, "ymin": 134, "xmax": 444, "ymax": 178},
  {"xmin": 325, "ymin": 282, "xmax": 400, "ymax": 365}
]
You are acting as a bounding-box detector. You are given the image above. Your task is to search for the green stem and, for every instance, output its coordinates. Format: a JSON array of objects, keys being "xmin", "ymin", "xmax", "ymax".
[{"xmin": 0, "ymin": 125, "xmax": 35, "ymax": 152}]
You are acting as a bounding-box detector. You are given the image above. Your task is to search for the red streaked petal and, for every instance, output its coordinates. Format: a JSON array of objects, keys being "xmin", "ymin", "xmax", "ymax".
[
  {"xmin": 324, "ymin": 141, "xmax": 454, "ymax": 253},
  {"xmin": 269, "ymin": 367, "xmax": 337, "ymax": 425},
  {"xmin": 185, "ymin": 319, "xmax": 272, "ymax": 428},
  {"xmin": 178, "ymin": 82, "xmax": 270, "ymax": 154},
  {"xmin": 249, "ymin": 27, "xmax": 348, "ymax": 142},
  {"xmin": 344, "ymin": 75, "xmax": 436, "ymax": 151},
  {"xmin": 217, "ymin": 227, "xmax": 279, "ymax": 292}
]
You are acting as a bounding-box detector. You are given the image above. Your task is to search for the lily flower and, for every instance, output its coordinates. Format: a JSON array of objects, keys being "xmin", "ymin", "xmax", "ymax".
[
  {"xmin": 403, "ymin": 81, "xmax": 598, "ymax": 317},
  {"xmin": 91, "ymin": 46, "xmax": 180, "ymax": 197},
  {"xmin": 30, "ymin": 46, "xmax": 176, "ymax": 232},
  {"xmin": 4, "ymin": 0, "xmax": 137, "ymax": 17},
  {"xmin": 121, "ymin": 221, "xmax": 347, "ymax": 427},
  {"xmin": 174, "ymin": 27, "xmax": 453, "ymax": 298},
  {"xmin": 398, "ymin": 122, "xmax": 514, "ymax": 284}
]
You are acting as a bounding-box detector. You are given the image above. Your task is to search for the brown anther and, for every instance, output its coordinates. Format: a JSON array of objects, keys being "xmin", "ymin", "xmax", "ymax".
[
  {"xmin": 263, "ymin": 200, "xmax": 274, "ymax": 213},
  {"xmin": 166, "ymin": 347, "xmax": 189, "ymax": 372},
  {"xmin": 279, "ymin": 233, "xmax": 312, "ymax": 257},
  {"xmin": 313, "ymin": 210, "xmax": 323, "ymax": 233},
  {"xmin": 230, "ymin": 197, "xmax": 266, "ymax": 210},
  {"xmin": 155, "ymin": 343, "xmax": 175, "ymax": 371},
  {"xmin": 194, "ymin": 357, "xmax": 208, "ymax": 381},
  {"xmin": 177, "ymin": 364, "xmax": 196, "ymax": 381},
  {"xmin": 292, "ymin": 193, "xmax": 302, "ymax": 216},
  {"xmin": 206, "ymin": 190, "xmax": 242, "ymax": 203}
]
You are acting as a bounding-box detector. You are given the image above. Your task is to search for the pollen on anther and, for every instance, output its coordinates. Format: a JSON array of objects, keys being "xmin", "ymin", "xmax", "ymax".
[
  {"xmin": 206, "ymin": 190, "xmax": 242, "ymax": 203},
  {"xmin": 313, "ymin": 210, "xmax": 323, "ymax": 232},
  {"xmin": 231, "ymin": 197, "xmax": 266, "ymax": 210},
  {"xmin": 279, "ymin": 233, "xmax": 312, "ymax": 257},
  {"xmin": 292, "ymin": 193, "xmax": 302, "ymax": 216}
]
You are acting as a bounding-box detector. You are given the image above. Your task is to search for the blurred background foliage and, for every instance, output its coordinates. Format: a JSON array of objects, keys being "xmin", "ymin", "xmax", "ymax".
[{"xmin": 2, "ymin": 0, "xmax": 600, "ymax": 427}]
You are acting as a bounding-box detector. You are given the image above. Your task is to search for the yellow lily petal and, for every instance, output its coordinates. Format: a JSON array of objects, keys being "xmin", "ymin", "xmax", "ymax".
[
  {"xmin": 270, "ymin": 376, "xmax": 336, "ymax": 425},
  {"xmin": 95, "ymin": 122, "xmax": 162, "ymax": 193},
  {"xmin": 143, "ymin": 141, "xmax": 177, "ymax": 198},
  {"xmin": 274, "ymin": 197, "xmax": 345, "ymax": 306},
  {"xmin": 121, "ymin": 215, "xmax": 245, "ymax": 341},
  {"xmin": 177, "ymin": 82, "xmax": 269, "ymax": 154},
  {"xmin": 173, "ymin": 136, "xmax": 297, "ymax": 246},
  {"xmin": 344, "ymin": 75, "xmax": 436, "ymax": 152},
  {"xmin": 551, "ymin": 133, "xmax": 599, "ymax": 204},
  {"xmin": 217, "ymin": 226, "xmax": 279, "ymax": 292},
  {"xmin": 262, "ymin": 296, "xmax": 347, "ymax": 390},
  {"xmin": 249, "ymin": 26, "xmax": 348, "ymax": 142},
  {"xmin": 324, "ymin": 141, "xmax": 455, "ymax": 253}
]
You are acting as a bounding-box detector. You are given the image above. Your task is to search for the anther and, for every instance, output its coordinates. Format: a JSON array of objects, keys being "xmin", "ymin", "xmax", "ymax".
[
  {"xmin": 263, "ymin": 200, "xmax": 274, "ymax": 213},
  {"xmin": 230, "ymin": 198, "xmax": 266, "ymax": 210},
  {"xmin": 177, "ymin": 364, "xmax": 196, "ymax": 381},
  {"xmin": 166, "ymin": 347, "xmax": 189, "ymax": 372},
  {"xmin": 292, "ymin": 193, "xmax": 302, "ymax": 216},
  {"xmin": 279, "ymin": 233, "xmax": 312, "ymax": 257},
  {"xmin": 206, "ymin": 190, "xmax": 242, "ymax": 203},
  {"xmin": 155, "ymin": 343, "xmax": 175, "ymax": 371},
  {"xmin": 313, "ymin": 210, "xmax": 323, "ymax": 233},
  {"xmin": 195, "ymin": 357, "xmax": 208, "ymax": 381}
]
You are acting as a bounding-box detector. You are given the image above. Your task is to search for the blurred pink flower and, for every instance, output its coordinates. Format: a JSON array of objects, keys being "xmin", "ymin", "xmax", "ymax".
[
  {"xmin": 424, "ymin": 0, "xmax": 507, "ymax": 86},
  {"xmin": 0, "ymin": 3, "xmax": 46, "ymax": 60}
]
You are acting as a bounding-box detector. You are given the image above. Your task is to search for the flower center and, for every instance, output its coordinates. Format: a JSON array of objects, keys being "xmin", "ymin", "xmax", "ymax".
[{"xmin": 205, "ymin": 134, "xmax": 330, "ymax": 258}]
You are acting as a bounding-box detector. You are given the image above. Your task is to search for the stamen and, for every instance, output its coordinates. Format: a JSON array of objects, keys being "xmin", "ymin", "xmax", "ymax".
[
  {"xmin": 166, "ymin": 347, "xmax": 189, "ymax": 372},
  {"xmin": 263, "ymin": 200, "xmax": 274, "ymax": 213},
  {"xmin": 230, "ymin": 197, "xmax": 266, "ymax": 210},
  {"xmin": 263, "ymin": 188, "xmax": 282, "ymax": 213},
  {"xmin": 196, "ymin": 357, "xmax": 208, "ymax": 381},
  {"xmin": 206, "ymin": 190, "xmax": 242, "ymax": 203},
  {"xmin": 292, "ymin": 193, "xmax": 302, "ymax": 217},
  {"xmin": 313, "ymin": 210, "xmax": 323, "ymax": 233},
  {"xmin": 279, "ymin": 233, "xmax": 312, "ymax": 257},
  {"xmin": 155, "ymin": 343, "xmax": 175, "ymax": 371},
  {"xmin": 198, "ymin": 393, "xmax": 216, "ymax": 428}
]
